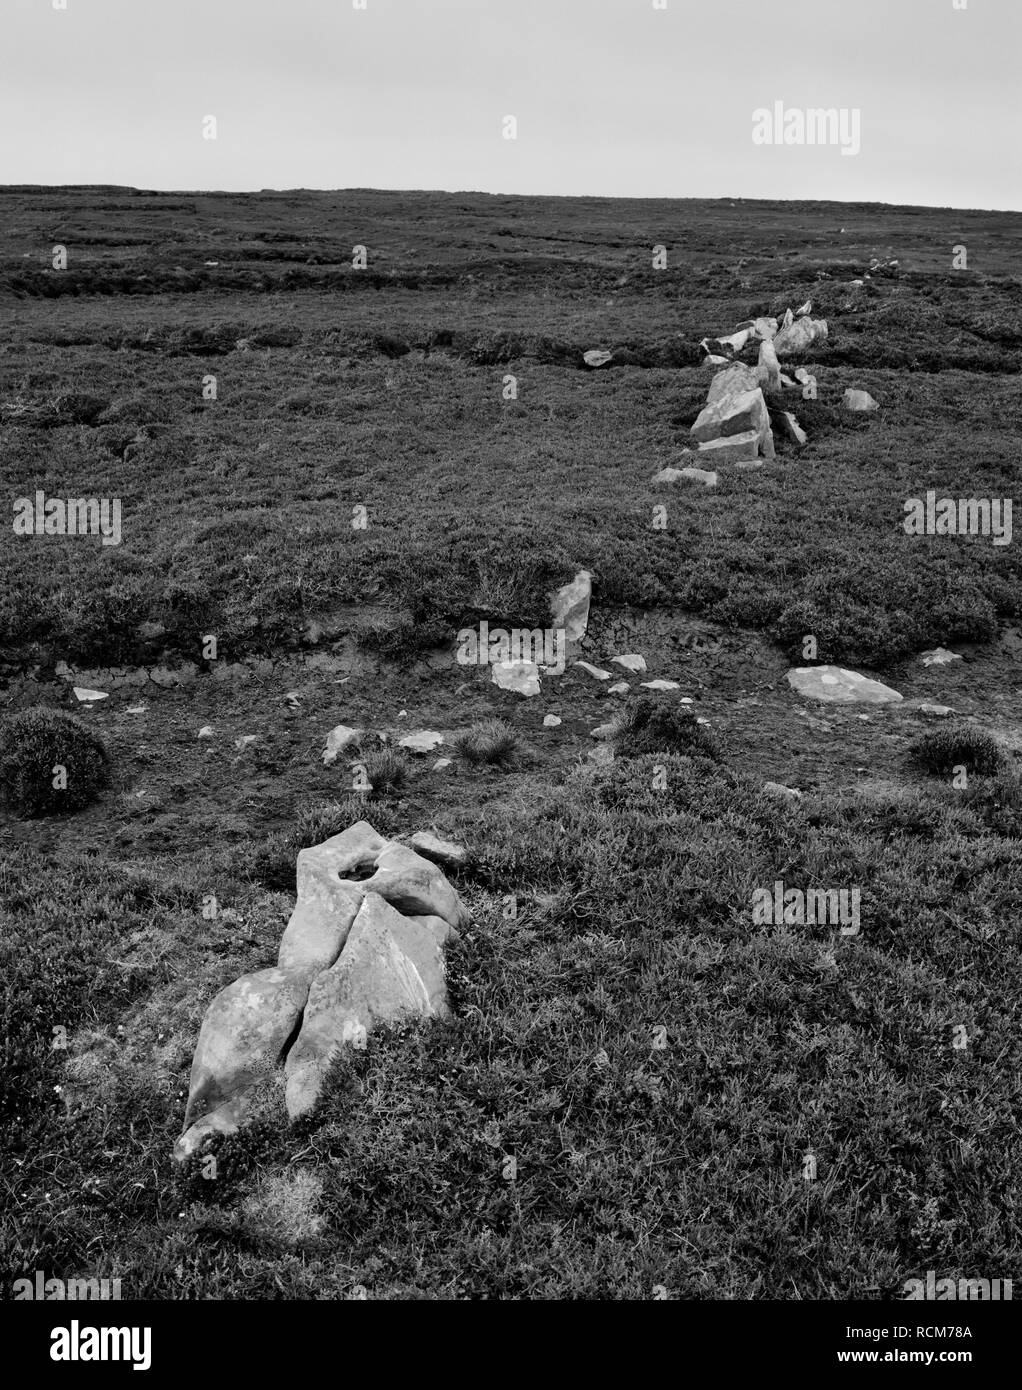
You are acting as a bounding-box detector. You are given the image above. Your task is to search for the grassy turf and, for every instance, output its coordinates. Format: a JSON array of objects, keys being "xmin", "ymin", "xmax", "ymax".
[{"xmin": 1, "ymin": 188, "xmax": 1020, "ymax": 1299}]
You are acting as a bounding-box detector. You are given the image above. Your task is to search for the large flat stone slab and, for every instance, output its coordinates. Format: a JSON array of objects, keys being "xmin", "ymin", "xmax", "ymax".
[{"xmin": 787, "ymin": 665, "xmax": 903, "ymax": 704}]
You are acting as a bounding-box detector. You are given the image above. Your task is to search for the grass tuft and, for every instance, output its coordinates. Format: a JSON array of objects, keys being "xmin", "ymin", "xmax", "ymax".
[
  {"xmin": 614, "ymin": 696, "xmax": 721, "ymax": 761},
  {"xmin": 909, "ymin": 723, "xmax": 1006, "ymax": 777},
  {"xmin": 0, "ymin": 707, "xmax": 110, "ymax": 816},
  {"xmin": 454, "ymin": 719, "xmax": 521, "ymax": 767}
]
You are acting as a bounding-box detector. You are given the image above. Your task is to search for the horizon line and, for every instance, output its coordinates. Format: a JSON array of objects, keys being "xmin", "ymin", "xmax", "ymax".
[{"xmin": 0, "ymin": 184, "xmax": 1019, "ymax": 217}]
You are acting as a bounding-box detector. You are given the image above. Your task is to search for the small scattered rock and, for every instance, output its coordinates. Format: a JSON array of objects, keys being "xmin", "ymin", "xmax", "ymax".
[
  {"xmin": 399, "ymin": 730, "xmax": 445, "ymax": 754},
  {"xmin": 588, "ymin": 743, "xmax": 615, "ymax": 767},
  {"xmin": 197, "ymin": 725, "xmax": 214, "ymax": 738},
  {"xmin": 590, "ymin": 723, "xmax": 619, "ymax": 740},
  {"xmin": 583, "ymin": 349, "xmax": 613, "ymax": 368},
  {"xmin": 410, "ymin": 831, "xmax": 467, "ymax": 868},
  {"xmin": 914, "ymin": 703, "xmax": 956, "ymax": 719},
  {"xmin": 920, "ymin": 648, "xmax": 962, "ymax": 666},
  {"xmin": 433, "ymin": 757, "xmax": 453, "ymax": 770},
  {"xmin": 323, "ymin": 724, "xmax": 363, "ymax": 765},
  {"xmin": 235, "ymin": 735, "xmax": 258, "ymax": 750},
  {"xmin": 641, "ymin": 679, "xmax": 681, "ymax": 692},
  {"xmin": 842, "ymin": 388, "xmax": 879, "ymax": 412},
  {"xmin": 73, "ymin": 687, "xmax": 108, "ymax": 703},
  {"xmin": 777, "ymin": 411, "xmax": 808, "ymax": 446},
  {"xmin": 575, "ymin": 661, "xmax": 612, "ymax": 681},
  {"xmin": 611, "ymin": 654, "xmax": 647, "ymax": 673},
  {"xmin": 763, "ymin": 781, "xmax": 802, "ymax": 800},
  {"xmin": 491, "ymin": 660, "xmax": 541, "ymax": 696},
  {"xmin": 542, "ymin": 714, "xmax": 562, "ymax": 727},
  {"xmin": 607, "ymin": 682, "xmax": 630, "ymax": 695}
]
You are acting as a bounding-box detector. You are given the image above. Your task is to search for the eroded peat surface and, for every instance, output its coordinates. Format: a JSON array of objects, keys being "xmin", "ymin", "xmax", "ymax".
[{"xmin": 1, "ymin": 189, "xmax": 1020, "ymax": 1300}]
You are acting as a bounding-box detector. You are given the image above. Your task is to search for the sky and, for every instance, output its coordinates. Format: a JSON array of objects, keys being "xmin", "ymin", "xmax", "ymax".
[{"xmin": 0, "ymin": 0, "xmax": 1019, "ymax": 209}]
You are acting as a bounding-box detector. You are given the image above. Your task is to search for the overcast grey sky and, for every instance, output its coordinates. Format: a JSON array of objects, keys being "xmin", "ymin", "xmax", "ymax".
[{"xmin": 1, "ymin": 0, "xmax": 1018, "ymax": 208}]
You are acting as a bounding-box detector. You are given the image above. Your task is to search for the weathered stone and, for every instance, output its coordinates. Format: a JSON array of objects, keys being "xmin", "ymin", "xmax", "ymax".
[
  {"xmin": 175, "ymin": 821, "xmax": 469, "ymax": 1157},
  {"xmin": 696, "ymin": 430, "xmax": 762, "ymax": 464},
  {"xmin": 583, "ymin": 349, "xmax": 613, "ymax": 368},
  {"xmin": 914, "ymin": 703, "xmax": 956, "ymax": 718},
  {"xmin": 607, "ymin": 681, "xmax": 630, "ymax": 695},
  {"xmin": 677, "ymin": 465, "xmax": 718, "ymax": 486},
  {"xmin": 398, "ymin": 730, "xmax": 445, "ymax": 754},
  {"xmin": 787, "ymin": 665, "xmax": 902, "ymax": 704},
  {"xmin": 363, "ymin": 841, "xmax": 471, "ymax": 930},
  {"xmin": 405, "ymin": 912, "xmax": 461, "ymax": 949},
  {"xmin": 575, "ymin": 661, "xmax": 611, "ymax": 681},
  {"xmin": 612, "ymin": 654, "xmax": 647, "ymax": 673},
  {"xmin": 757, "ymin": 339, "xmax": 781, "ymax": 392},
  {"xmin": 777, "ymin": 411, "xmax": 808, "ymax": 446},
  {"xmin": 176, "ymin": 967, "xmax": 309, "ymax": 1154},
  {"xmin": 278, "ymin": 848, "xmax": 366, "ymax": 982},
  {"xmin": 174, "ymin": 1093, "xmax": 255, "ymax": 1164},
  {"xmin": 706, "ymin": 363, "xmax": 759, "ymax": 406},
  {"xmin": 921, "ymin": 648, "xmax": 962, "ymax": 666},
  {"xmin": 314, "ymin": 819, "xmax": 390, "ymax": 874},
  {"xmin": 588, "ymin": 743, "xmax": 615, "ymax": 767},
  {"xmin": 763, "ymin": 781, "xmax": 802, "ymax": 800},
  {"xmin": 691, "ymin": 387, "xmax": 768, "ymax": 444},
  {"xmin": 410, "ymin": 830, "xmax": 467, "ymax": 869},
  {"xmin": 542, "ymin": 714, "xmax": 562, "ymax": 727},
  {"xmin": 590, "ymin": 722, "xmax": 619, "ymax": 740},
  {"xmin": 842, "ymin": 388, "xmax": 879, "ymax": 412},
  {"xmin": 322, "ymin": 724, "xmax": 363, "ymax": 765},
  {"xmin": 491, "ymin": 660, "xmax": 540, "ymax": 696},
  {"xmin": 712, "ymin": 328, "xmax": 751, "ymax": 353},
  {"xmin": 641, "ymin": 679, "xmax": 681, "ymax": 691},
  {"xmin": 73, "ymin": 687, "xmax": 108, "ymax": 703},
  {"xmin": 773, "ymin": 317, "xmax": 828, "ymax": 356},
  {"xmin": 284, "ymin": 893, "xmax": 449, "ymax": 1118},
  {"xmin": 549, "ymin": 570, "xmax": 592, "ymax": 643}
]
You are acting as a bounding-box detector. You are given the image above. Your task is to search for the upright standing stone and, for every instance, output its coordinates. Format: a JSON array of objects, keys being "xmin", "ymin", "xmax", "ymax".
[{"xmin": 550, "ymin": 570, "xmax": 592, "ymax": 643}]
